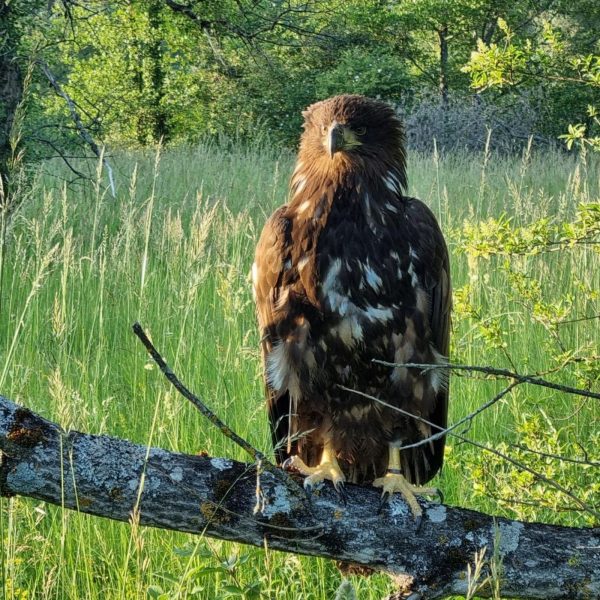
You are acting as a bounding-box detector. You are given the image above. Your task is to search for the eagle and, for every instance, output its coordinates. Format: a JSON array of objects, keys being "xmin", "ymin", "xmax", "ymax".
[{"xmin": 252, "ymin": 95, "xmax": 451, "ymax": 522}]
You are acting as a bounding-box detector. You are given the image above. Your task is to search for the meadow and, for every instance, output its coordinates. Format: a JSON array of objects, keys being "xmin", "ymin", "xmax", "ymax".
[{"xmin": 1, "ymin": 141, "xmax": 598, "ymax": 599}]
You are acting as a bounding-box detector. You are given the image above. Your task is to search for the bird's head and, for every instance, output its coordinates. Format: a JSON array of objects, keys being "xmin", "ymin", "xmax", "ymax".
[{"xmin": 297, "ymin": 95, "xmax": 406, "ymax": 187}]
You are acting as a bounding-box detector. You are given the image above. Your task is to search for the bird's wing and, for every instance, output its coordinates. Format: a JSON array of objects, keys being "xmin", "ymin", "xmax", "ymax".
[
  {"xmin": 402, "ymin": 198, "xmax": 451, "ymax": 484},
  {"xmin": 253, "ymin": 207, "xmax": 295, "ymax": 464}
]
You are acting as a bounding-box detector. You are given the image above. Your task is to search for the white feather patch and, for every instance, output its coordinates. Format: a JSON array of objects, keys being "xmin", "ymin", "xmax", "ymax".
[
  {"xmin": 408, "ymin": 261, "xmax": 419, "ymax": 288},
  {"xmin": 364, "ymin": 304, "xmax": 394, "ymax": 322},
  {"xmin": 266, "ymin": 341, "xmax": 289, "ymax": 392},
  {"xmin": 297, "ymin": 199, "xmax": 311, "ymax": 213},
  {"xmin": 430, "ymin": 346, "xmax": 449, "ymax": 393},
  {"xmin": 322, "ymin": 259, "xmax": 392, "ymax": 325},
  {"xmin": 364, "ymin": 262, "xmax": 383, "ymax": 292},
  {"xmin": 384, "ymin": 177, "xmax": 397, "ymax": 193},
  {"xmin": 275, "ymin": 287, "xmax": 290, "ymax": 310},
  {"xmin": 323, "ymin": 258, "xmax": 342, "ymax": 294},
  {"xmin": 294, "ymin": 178, "xmax": 307, "ymax": 195},
  {"xmin": 297, "ymin": 255, "xmax": 309, "ymax": 271}
]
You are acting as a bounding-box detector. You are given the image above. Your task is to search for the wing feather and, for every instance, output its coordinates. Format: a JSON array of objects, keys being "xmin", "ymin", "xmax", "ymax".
[
  {"xmin": 402, "ymin": 198, "xmax": 451, "ymax": 484},
  {"xmin": 253, "ymin": 207, "xmax": 295, "ymax": 464}
]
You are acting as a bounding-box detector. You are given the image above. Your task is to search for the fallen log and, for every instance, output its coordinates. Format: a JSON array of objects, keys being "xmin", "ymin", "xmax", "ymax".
[{"xmin": 1, "ymin": 395, "xmax": 598, "ymax": 599}]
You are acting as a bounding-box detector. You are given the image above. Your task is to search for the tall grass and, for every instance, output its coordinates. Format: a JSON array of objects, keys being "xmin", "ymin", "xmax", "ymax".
[{"xmin": 1, "ymin": 141, "xmax": 598, "ymax": 599}]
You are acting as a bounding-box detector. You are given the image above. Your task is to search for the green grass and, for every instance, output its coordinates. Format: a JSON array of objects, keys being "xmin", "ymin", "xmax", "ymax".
[{"xmin": 1, "ymin": 141, "xmax": 598, "ymax": 599}]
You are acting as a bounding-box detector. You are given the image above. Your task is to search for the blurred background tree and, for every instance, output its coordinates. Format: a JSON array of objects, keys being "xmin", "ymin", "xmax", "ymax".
[{"xmin": 1, "ymin": 0, "xmax": 598, "ymax": 187}]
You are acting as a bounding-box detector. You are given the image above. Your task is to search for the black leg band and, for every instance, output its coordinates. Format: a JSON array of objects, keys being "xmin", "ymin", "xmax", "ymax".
[{"xmin": 386, "ymin": 468, "xmax": 402, "ymax": 475}]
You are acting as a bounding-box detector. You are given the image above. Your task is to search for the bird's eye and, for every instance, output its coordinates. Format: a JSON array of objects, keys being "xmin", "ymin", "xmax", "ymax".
[
  {"xmin": 320, "ymin": 124, "xmax": 328, "ymax": 135},
  {"xmin": 355, "ymin": 126, "xmax": 367, "ymax": 136}
]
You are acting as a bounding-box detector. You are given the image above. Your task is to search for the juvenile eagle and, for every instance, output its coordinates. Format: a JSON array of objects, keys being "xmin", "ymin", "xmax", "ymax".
[{"xmin": 252, "ymin": 95, "xmax": 450, "ymax": 520}]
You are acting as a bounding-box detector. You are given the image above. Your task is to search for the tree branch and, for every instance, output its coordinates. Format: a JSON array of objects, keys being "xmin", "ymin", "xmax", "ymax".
[
  {"xmin": 131, "ymin": 323, "xmax": 306, "ymax": 501},
  {"xmin": 38, "ymin": 60, "xmax": 116, "ymax": 197},
  {"xmin": 373, "ymin": 360, "xmax": 600, "ymax": 400},
  {"xmin": 1, "ymin": 396, "xmax": 599, "ymax": 600}
]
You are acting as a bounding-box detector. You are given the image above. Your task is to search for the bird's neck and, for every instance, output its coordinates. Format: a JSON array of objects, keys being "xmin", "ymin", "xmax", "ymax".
[{"xmin": 288, "ymin": 158, "xmax": 406, "ymax": 215}]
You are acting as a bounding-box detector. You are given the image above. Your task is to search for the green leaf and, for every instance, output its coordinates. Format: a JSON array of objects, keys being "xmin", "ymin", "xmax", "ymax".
[
  {"xmin": 147, "ymin": 586, "xmax": 166, "ymax": 599},
  {"xmin": 221, "ymin": 584, "xmax": 244, "ymax": 596}
]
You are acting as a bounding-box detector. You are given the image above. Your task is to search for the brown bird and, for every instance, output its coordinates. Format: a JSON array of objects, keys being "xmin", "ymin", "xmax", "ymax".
[{"xmin": 252, "ymin": 95, "xmax": 451, "ymax": 522}]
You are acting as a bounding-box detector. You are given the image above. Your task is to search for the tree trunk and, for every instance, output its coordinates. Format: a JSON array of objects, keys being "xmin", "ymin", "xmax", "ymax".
[
  {"xmin": 1, "ymin": 396, "xmax": 599, "ymax": 599},
  {"xmin": 147, "ymin": 0, "xmax": 168, "ymax": 143},
  {"xmin": 437, "ymin": 24, "xmax": 449, "ymax": 108},
  {"xmin": 0, "ymin": 0, "xmax": 23, "ymax": 207},
  {"xmin": 481, "ymin": 19, "xmax": 497, "ymax": 46}
]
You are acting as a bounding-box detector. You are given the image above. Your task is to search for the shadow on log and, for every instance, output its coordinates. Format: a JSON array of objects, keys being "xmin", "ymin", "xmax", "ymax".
[{"xmin": 1, "ymin": 395, "xmax": 599, "ymax": 599}]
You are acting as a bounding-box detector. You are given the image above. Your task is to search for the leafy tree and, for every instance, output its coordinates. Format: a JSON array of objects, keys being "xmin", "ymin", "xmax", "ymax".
[
  {"xmin": 3, "ymin": 0, "xmax": 600, "ymax": 153},
  {"xmin": 464, "ymin": 14, "xmax": 600, "ymax": 148}
]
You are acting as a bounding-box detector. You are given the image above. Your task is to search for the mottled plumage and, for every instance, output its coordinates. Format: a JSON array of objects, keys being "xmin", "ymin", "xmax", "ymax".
[{"xmin": 253, "ymin": 95, "xmax": 451, "ymax": 499}]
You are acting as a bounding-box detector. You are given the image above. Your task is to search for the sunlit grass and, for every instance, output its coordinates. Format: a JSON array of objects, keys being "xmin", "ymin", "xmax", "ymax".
[{"xmin": 1, "ymin": 141, "xmax": 598, "ymax": 599}]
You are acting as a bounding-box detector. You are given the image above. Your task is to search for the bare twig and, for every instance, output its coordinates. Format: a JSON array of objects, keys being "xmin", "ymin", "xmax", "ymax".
[
  {"xmin": 338, "ymin": 385, "xmax": 600, "ymax": 519},
  {"xmin": 39, "ymin": 60, "xmax": 116, "ymax": 197},
  {"xmin": 27, "ymin": 136, "xmax": 88, "ymax": 179},
  {"xmin": 132, "ymin": 323, "xmax": 266, "ymax": 463},
  {"xmin": 388, "ymin": 381, "xmax": 520, "ymax": 452},
  {"xmin": 509, "ymin": 443, "xmax": 600, "ymax": 468},
  {"xmin": 373, "ymin": 360, "xmax": 600, "ymax": 400},
  {"xmin": 557, "ymin": 314, "xmax": 600, "ymax": 325},
  {"xmin": 484, "ymin": 492, "xmax": 598, "ymax": 514},
  {"xmin": 131, "ymin": 323, "xmax": 307, "ymax": 501}
]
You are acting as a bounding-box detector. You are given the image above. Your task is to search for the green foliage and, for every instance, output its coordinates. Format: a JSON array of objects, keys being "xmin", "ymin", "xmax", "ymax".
[
  {"xmin": 463, "ymin": 411, "xmax": 600, "ymax": 525},
  {"xmin": 147, "ymin": 547, "xmax": 262, "ymax": 599},
  {"xmin": 446, "ymin": 162, "xmax": 599, "ymax": 530},
  {"xmin": 464, "ymin": 18, "xmax": 600, "ymax": 147},
  {"xmin": 315, "ymin": 47, "xmax": 412, "ymax": 101},
  {"xmin": 3, "ymin": 0, "xmax": 599, "ymax": 155},
  {"xmin": 456, "ymin": 203, "xmax": 600, "ymax": 258},
  {"xmin": 560, "ymin": 105, "xmax": 600, "ymax": 152}
]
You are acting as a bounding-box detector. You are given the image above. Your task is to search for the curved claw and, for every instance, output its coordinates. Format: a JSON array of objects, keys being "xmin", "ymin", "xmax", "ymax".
[
  {"xmin": 304, "ymin": 483, "xmax": 314, "ymax": 502},
  {"xmin": 377, "ymin": 491, "xmax": 390, "ymax": 515},
  {"xmin": 335, "ymin": 481, "xmax": 348, "ymax": 506},
  {"xmin": 282, "ymin": 454, "xmax": 346, "ymax": 506},
  {"xmin": 435, "ymin": 488, "xmax": 444, "ymax": 504},
  {"xmin": 414, "ymin": 514, "xmax": 423, "ymax": 533}
]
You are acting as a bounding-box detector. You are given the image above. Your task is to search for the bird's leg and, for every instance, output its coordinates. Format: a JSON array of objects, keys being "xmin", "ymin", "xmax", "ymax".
[
  {"xmin": 283, "ymin": 436, "xmax": 346, "ymax": 495},
  {"xmin": 373, "ymin": 446, "xmax": 439, "ymax": 526}
]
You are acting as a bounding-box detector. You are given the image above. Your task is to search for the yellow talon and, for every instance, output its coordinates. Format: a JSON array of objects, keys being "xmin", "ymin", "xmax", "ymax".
[
  {"xmin": 373, "ymin": 472, "xmax": 437, "ymax": 518},
  {"xmin": 283, "ymin": 439, "xmax": 345, "ymax": 492},
  {"xmin": 374, "ymin": 446, "xmax": 439, "ymax": 520}
]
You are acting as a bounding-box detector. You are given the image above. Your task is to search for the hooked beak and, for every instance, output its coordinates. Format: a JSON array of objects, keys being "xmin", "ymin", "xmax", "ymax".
[{"xmin": 326, "ymin": 122, "xmax": 346, "ymax": 157}]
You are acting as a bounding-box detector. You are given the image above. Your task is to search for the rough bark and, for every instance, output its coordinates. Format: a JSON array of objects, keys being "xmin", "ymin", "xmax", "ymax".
[{"xmin": 1, "ymin": 395, "xmax": 598, "ymax": 600}]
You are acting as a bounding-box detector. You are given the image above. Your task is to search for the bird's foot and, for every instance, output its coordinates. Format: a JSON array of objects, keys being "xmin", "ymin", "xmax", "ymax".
[
  {"xmin": 283, "ymin": 455, "xmax": 346, "ymax": 500},
  {"xmin": 373, "ymin": 471, "xmax": 440, "ymax": 529}
]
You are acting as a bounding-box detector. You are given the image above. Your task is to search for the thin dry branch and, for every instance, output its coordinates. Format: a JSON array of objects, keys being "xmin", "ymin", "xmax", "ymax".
[
  {"xmin": 131, "ymin": 323, "xmax": 306, "ymax": 502},
  {"xmin": 133, "ymin": 322, "xmax": 268, "ymax": 465},
  {"xmin": 385, "ymin": 381, "xmax": 519, "ymax": 452},
  {"xmin": 338, "ymin": 385, "xmax": 600, "ymax": 520},
  {"xmin": 373, "ymin": 360, "xmax": 600, "ymax": 400}
]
